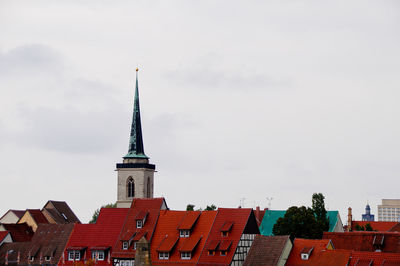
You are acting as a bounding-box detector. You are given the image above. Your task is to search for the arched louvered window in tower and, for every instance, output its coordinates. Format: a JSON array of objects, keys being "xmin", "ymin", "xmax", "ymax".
[
  {"xmin": 147, "ymin": 177, "xmax": 151, "ymax": 198},
  {"xmin": 127, "ymin": 177, "xmax": 135, "ymax": 198}
]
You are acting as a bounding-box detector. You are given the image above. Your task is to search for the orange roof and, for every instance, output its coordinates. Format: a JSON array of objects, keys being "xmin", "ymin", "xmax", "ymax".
[
  {"xmin": 177, "ymin": 211, "xmax": 200, "ymax": 230},
  {"xmin": 220, "ymin": 221, "xmax": 234, "ymax": 232},
  {"xmin": 349, "ymin": 251, "xmax": 400, "ymax": 266},
  {"xmin": 157, "ymin": 235, "xmax": 179, "ymax": 252},
  {"xmin": 150, "ymin": 210, "xmax": 217, "ymax": 265},
  {"xmin": 198, "ymin": 208, "xmax": 259, "ymax": 266},
  {"xmin": 309, "ymin": 250, "xmax": 351, "ymax": 266},
  {"xmin": 286, "ymin": 238, "xmax": 332, "ymax": 266},
  {"xmin": 112, "ymin": 198, "xmax": 166, "ymax": 259},
  {"xmin": 352, "ymin": 221, "xmax": 399, "ymax": 232}
]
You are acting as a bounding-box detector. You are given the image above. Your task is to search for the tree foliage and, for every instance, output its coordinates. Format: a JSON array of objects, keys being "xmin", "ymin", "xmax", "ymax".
[
  {"xmin": 186, "ymin": 204, "xmax": 217, "ymax": 211},
  {"xmin": 89, "ymin": 202, "xmax": 117, "ymax": 224},
  {"xmin": 354, "ymin": 223, "xmax": 374, "ymax": 231},
  {"xmin": 273, "ymin": 193, "xmax": 330, "ymax": 240},
  {"xmin": 186, "ymin": 204, "xmax": 195, "ymax": 211},
  {"xmin": 273, "ymin": 206, "xmax": 319, "ymax": 240}
]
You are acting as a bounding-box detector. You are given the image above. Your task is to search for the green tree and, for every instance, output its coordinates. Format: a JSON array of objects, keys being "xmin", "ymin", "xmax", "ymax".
[
  {"xmin": 365, "ymin": 223, "xmax": 373, "ymax": 231},
  {"xmin": 354, "ymin": 224, "xmax": 365, "ymax": 231},
  {"xmin": 273, "ymin": 206, "xmax": 319, "ymax": 241},
  {"xmin": 89, "ymin": 202, "xmax": 117, "ymax": 224},
  {"xmin": 186, "ymin": 204, "xmax": 195, "ymax": 211},
  {"xmin": 312, "ymin": 193, "xmax": 330, "ymax": 236},
  {"xmin": 205, "ymin": 204, "xmax": 217, "ymax": 211}
]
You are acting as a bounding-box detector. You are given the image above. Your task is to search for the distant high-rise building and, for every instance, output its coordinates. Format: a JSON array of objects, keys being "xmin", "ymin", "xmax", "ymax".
[
  {"xmin": 361, "ymin": 204, "xmax": 374, "ymax": 221},
  {"xmin": 116, "ymin": 69, "xmax": 155, "ymax": 208},
  {"xmin": 378, "ymin": 199, "xmax": 400, "ymax": 222}
]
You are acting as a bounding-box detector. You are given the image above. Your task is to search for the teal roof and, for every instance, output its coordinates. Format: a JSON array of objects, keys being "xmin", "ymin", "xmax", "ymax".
[{"xmin": 259, "ymin": 210, "xmax": 339, "ymax": 236}]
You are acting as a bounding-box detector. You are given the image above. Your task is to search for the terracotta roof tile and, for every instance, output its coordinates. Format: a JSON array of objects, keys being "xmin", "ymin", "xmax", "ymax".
[
  {"xmin": 179, "ymin": 236, "xmax": 202, "ymax": 252},
  {"xmin": 207, "ymin": 240, "xmax": 220, "ymax": 251},
  {"xmin": 132, "ymin": 230, "xmax": 147, "ymax": 241},
  {"xmin": 112, "ymin": 198, "xmax": 166, "ymax": 259},
  {"xmin": 243, "ymin": 235, "xmax": 291, "ymax": 266},
  {"xmin": 286, "ymin": 238, "xmax": 332, "ymax": 265},
  {"xmin": 219, "ymin": 240, "xmax": 232, "ymax": 251},
  {"xmin": 135, "ymin": 210, "xmax": 148, "ymax": 220},
  {"xmin": 43, "ymin": 200, "xmax": 80, "ymax": 224},
  {"xmin": 26, "ymin": 209, "xmax": 49, "ymax": 224},
  {"xmin": 220, "ymin": 221, "xmax": 234, "ymax": 232},
  {"xmin": 352, "ymin": 221, "xmax": 399, "ymax": 232},
  {"xmin": 348, "ymin": 251, "xmax": 400, "ymax": 266},
  {"xmin": 177, "ymin": 211, "xmax": 201, "ymax": 230},
  {"xmin": 323, "ymin": 232, "xmax": 400, "ymax": 252},
  {"xmin": 157, "ymin": 235, "xmax": 179, "ymax": 252},
  {"xmin": 0, "ymin": 231, "xmax": 10, "ymax": 243}
]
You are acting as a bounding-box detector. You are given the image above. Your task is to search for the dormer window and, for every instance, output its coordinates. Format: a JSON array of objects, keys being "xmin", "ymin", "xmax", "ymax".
[
  {"xmin": 122, "ymin": 241, "xmax": 129, "ymax": 250},
  {"xmin": 220, "ymin": 221, "xmax": 234, "ymax": 237},
  {"xmin": 220, "ymin": 250, "xmax": 227, "ymax": 256},
  {"xmin": 45, "ymin": 256, "xmax": 51, "ymax": 261},
  {"xmin": 221, "ymin": 231, "xmax": 228, "ymax": 237},
  {"xmin": 92, "ymin": 250, "xmax": 105, "ymax": 261},
  {"xmin": 181, "ymin": 252, "xmax": 191, "ymax": 260},
  {"xmin": 137, "ymin": 220, "xmax": 143, "ymax": 228},
  {"xmin": 133, "ymin": 242, "xmax": 137, "ymax": 250},
  {"xmin": 179, "ymin": 229, "xmax": 190, "ymax": 238},
  {"xmin": 30, "ymin": 256, "xmax": 34, "ymax": 262},
  {"xmin": 300, "ymin": 246, "xmax": 314, "ymax": 260},
  {"xmin": 68, "ymin": 251, "xmax": 81, "ymax": 261},
  {"xmin": 158, "ymin": 252, "xmax": 169, "ymax": 260}
]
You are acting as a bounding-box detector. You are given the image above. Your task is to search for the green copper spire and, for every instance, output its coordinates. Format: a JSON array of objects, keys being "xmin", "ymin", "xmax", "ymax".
[{"xmin": 124, "ymin": 68, "xmax": 148, "ymax": 159}]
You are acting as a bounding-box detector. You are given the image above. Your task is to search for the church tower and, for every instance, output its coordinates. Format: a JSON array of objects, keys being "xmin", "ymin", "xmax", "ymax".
[{"xmin": 116, "ymin": 69, "xmax": 155, "ymax": 208}]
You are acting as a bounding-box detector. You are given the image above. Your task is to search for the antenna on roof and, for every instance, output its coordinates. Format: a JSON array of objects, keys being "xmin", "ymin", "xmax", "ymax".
[
  {"xmin": 239, "ymin": 198, "xmax": 246, "ymax": 208},
  {"xmin": 266, "ymin": 197, "xmax": 273, "ymax": 210}
]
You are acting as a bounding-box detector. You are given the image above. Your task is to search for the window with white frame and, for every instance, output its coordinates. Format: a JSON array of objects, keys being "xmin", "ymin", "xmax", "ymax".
[
  {"xmin": 158, "ymin": 252, "xmax": 169, "ymax": 260},
  {"xmin": 122, "ymin": 241, "xmax": 129, "ymax": 250},
  {"xmin": 137, "ymin": 220, "xmax": 143, "ymax": 228},
  {"xmin": 68, "ymin": 251, "xmax": 80, "ymax": 261},
  {"xmin": 45, "ymin": 256, "xmax": 51, "ymax": 261},
  {"xmin": 133, "ymin": 242, "xmax": 137, "ymax": 250},
  {"xmin": 92, "ymin": 250, "xmax": 105, "ymax": 261},
  {"xmin": 179, "ymin": 229, "xmax": 190, "ymax": 238},
  {"xmin": 181, "ymin": 252, "xmax": 191, "ymax": 260}
]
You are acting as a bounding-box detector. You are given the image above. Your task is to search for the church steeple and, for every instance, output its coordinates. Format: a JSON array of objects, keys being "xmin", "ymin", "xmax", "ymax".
[{"xmin": 124, "ymin": 68, "xmax": 148, "ymax": 159}]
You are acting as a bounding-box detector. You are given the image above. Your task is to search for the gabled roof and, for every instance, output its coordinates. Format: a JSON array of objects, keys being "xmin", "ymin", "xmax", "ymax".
[
  {"xmin": 1, "ymin": 223, "xmax": 34, "ymax": 242},
  {"xmin": 286, "ymin": 238, "xmax": 333, "ymax": 265},
  {"xmin": 112, "ymin": 198, "xmax": 166, "ymax": 259},
  {"xmin": 42, "ymin": 200, "xmax": 81, "ymax": 224},
  {"xmin": 198, "ymin": 208, "xmax": 260, "ymax": 266},
  {"xmin": 348, "ymin": 251, "xmax": 400, "ymax": 266},
  {"xmin": 352, "ymin": 221, "xmax": 399, "ymax": 232},
  {"xmin": 177, "ymin": 211, "xmax": 200, "ymax": 230},
  {"xmin": 0, "ymin": 209, "xmax": 25, "ymax": 222},
  {"xmin": 0, "ymin": 223, "xmax": 74, "ymax": 265},
  {"xmin": 0, "ymin": 231, "xmax": 11, "ymax": 244},
  {"xmin": 151, "ymin": 210, "xmax": 217, "ymax": 265},
  {"xmin": 64, "ymin": 207, "xmax": 129, "ymax": 264},
  {"xmin": 260, "ymin": 210, "xmax": 341, "ymax": 236},
  {"xmin": 26, "ymin": 209, "xmax": 49, "ymax": 224},
  {"xmin": 243, "ymin": 235, "xmax": 291, "ymax": 266},
  {"xmin": 323, "ymin": 231, "xmax": 400, "ymax": 253}
]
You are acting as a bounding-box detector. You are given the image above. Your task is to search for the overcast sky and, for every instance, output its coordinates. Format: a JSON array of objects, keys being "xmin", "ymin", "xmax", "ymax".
[{"xmin": 1, "ymin": 1, "xmax": 399, "ymax": 223}]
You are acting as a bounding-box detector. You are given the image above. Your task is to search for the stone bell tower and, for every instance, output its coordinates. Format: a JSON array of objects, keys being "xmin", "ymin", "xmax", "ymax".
[{"xmin": 116, "ymin": 69, "xmax": 155, "ymax": 208}]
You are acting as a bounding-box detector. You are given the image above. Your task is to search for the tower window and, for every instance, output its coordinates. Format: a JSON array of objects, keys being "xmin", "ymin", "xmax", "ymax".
[{"xmin": 127, "ymin": 177, "xmax": 135, "ymax": 198}]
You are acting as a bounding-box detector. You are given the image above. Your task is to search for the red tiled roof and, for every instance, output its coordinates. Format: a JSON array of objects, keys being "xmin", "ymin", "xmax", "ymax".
[
  {"xmin": 352, "ymin": 221, "xmax": 399, "ymax": 232},
  {"xmin": 286, "ymin": 238, "xmax": 332, "ymax": 265},
  {"xmin": 323, "ymin": 232, "xmax": 400, "ymax": 253},
  {"xmin": 243, "ymin": 235, "xmax": 292, "ymax": 266},
  {"xmin": 151, "ymin": 210, "xmax": 217, "ymax": 265},
  {"xmin": 300, "ymin": 246, "xmax": 314, "ymax": 254},
  {"xmin": 179, "ymin": 236, "xmax": 202, "ymax": 252},
  {"xmin": 220, "ymin": 221, "xmax": 234, "ymax": 232},
  {"xmin": 132, "ymin": 231, "xmax": 147, "ymax": 241},
  {"xmin": 0, "ymin": 231, "xmax": 10, "ymax": 242},
  {"xmin": 135, "ymin": 210, "xmax": 148, "ymax": 220},
  {"xmin": 1, "ymin": 223, "xmax": 34, "ymax": 242},
  {"xmin": 219, "ymin": 240, "xmax": 232, "ymax": 251},
  {"xmin": 348, "ymin": 251, "xmax": 400, "ymax": 266},
  {"xmin": 198, "ymin": 208, "xmax": 259, "ymax": 266},
  {"xmin": 207, "ymin": 240, "xmax": 220, "ymax": 251},
  {"xmin": 112, "ymin": 198, "xmax": 166, "ymax": 259},
  {"xmin": 382, "ymin": 260, "xmax": 400, "ymax": 266},
  {"xmin": 27, "ymin": 209, "xmax": 49, "ymax": 224},
  {"xmin": 64, "ymin": 208, "xmax": 129, "ymax": 265},
  {"xmin": 177, "ymin": 211, "xmax": 200, "ymax": 230}
]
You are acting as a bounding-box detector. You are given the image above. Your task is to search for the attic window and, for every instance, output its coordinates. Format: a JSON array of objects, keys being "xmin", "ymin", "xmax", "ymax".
[
  {"xmin": 45, "ymin": 256, "xmax": 51, "ymax": 261},
  {"xmin": 61, "ymin": 213, "xmax": 68, "ymax": 220},
  {"xmin": 137, "ymin": 220, "xmax": 143, "ymax": 228},
  {"xmin": 92, "ymin": 250, "xmax": 105, "ymax": 261},
  {"xmin": 300, "ymin": 246, "xmax": 314, "ymax": 260},
  {"xmin": 68, "ymin": 251, "xmax": 81, "ymax": 261},
  {"xmin": 179, "ymin": 229, "xmax": 190, "ymax": 238},
  {"xmin": 220, "ymin": 250, "xmax": 227, "ymax": 256},
  {"xmin": 208, "ymin": 250, "xmax": 215, "ymax": 256},
  {"xmin": 220, "ymin": 221, "xmax": 234, "ymax": 237},
  {"xmin": 158, "ymin": 252, "xmax": 169, "ymax": 260},
  {"xmin": 122, "ymin": 241, "xmax": 128, "ymax": 250},
  {"xmin": 221, "ymin": 231, "xmax": 228, "ymax": 237},
  {"xmin": 30, "ymin": 256, "xmax": 34, "ymax": 262},
  {"xmin": 181, "ymin": 251, "xmax": 191, "ymax": 260}
]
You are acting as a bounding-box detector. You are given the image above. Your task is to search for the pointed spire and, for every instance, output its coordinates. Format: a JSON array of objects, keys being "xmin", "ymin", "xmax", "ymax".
[{"xmin": 124, "ymin": 68, "xmax": 148, "ymax": 159}]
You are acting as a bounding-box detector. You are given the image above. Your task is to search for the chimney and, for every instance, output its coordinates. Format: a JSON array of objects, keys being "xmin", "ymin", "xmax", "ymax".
[{"xmin": 348, "ymin": 207, "xmax": 353, "ymax": 232}]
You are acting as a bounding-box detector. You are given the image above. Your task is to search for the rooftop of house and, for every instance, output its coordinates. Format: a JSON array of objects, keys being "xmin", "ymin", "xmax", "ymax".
[
  {"xmin": 42, "ymin": 200, "xmax": 81, "ymax": 224},
  {"xmin": 0, "ymin": 223, "xmax": 74, "ymax": 265},
  {"xmin": 150, "ymin": 210, "xmax": 217, "ymax": 265},
  {"xmin": 351, "ymin": 221, "xmax": 399, "ymax": 232},
  {"xmin": 0, "ymin": 231, "xmax": 10, "ymax": 243},
  {"xmin": 348, "ymin": 251, "xmax": 400, "ymax": 266},
  {"xmin": 259, "ymin": 210, "xmax": 340, "ymax": 236},
  {"xmin": 25, "ymin": 209, "xmax": 49, "ymax": 224},
  {"xmin": 112, "ymin": 198, "xmax": 166, "ymax": 259},
  {"xmin": 65, "ymin": 208, "xmax": 129, "ymax": 255},
  {"xmin": 286, "ymin": 238, "xmax": 333, "ymax": 265},
  {"xmin": 1, "ymin": 223, "xmax": 34, "ymax": 242},
  {"xmin": 0, "ymin": 209, "xmax": 25, "ymax": 221},
  {"xmin": 323, "ymin": 231, "xmax": 400, "ymax": 253},
  {"xmin": 243, "ymin": 235, "xmax": 291, "ymax": 266}
]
